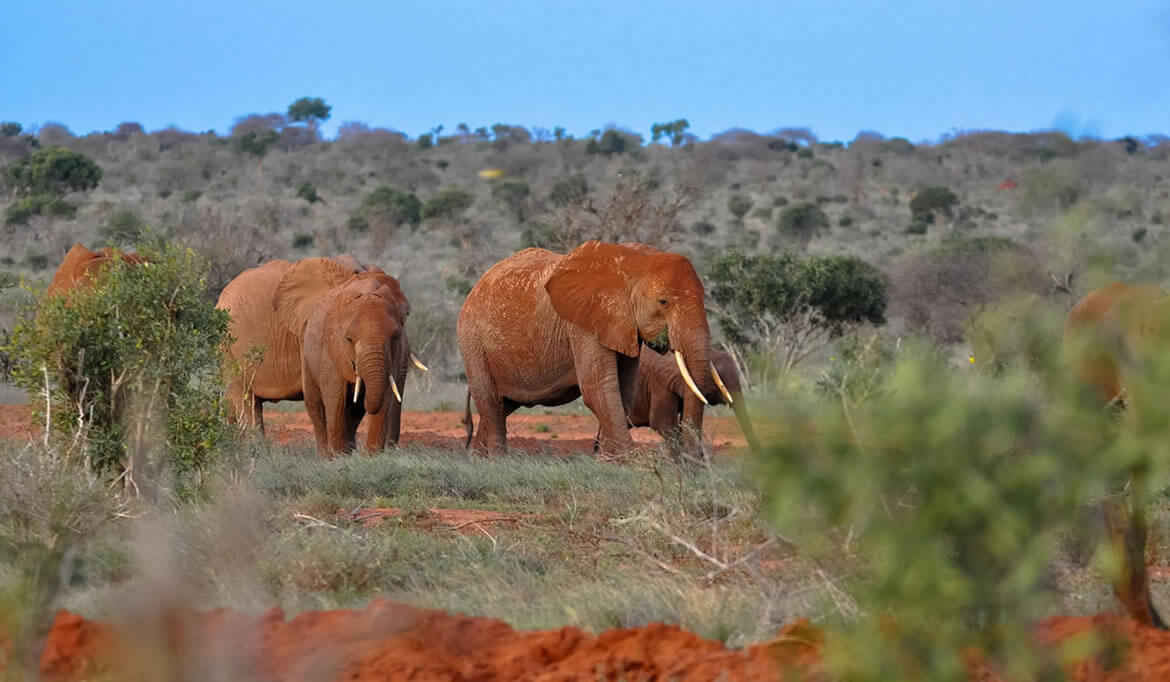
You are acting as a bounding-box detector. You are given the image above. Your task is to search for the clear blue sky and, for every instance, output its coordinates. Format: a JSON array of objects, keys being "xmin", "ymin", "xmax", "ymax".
[{"xmin": 3, "ymin": 0, "xmax": 1167, "ymax": 144}]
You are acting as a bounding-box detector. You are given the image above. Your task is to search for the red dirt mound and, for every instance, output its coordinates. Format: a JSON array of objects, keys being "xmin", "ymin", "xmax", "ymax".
[
  {"xmin": 28, "ymin": 600, "xmax": 819, "ymax": 681},
  {"xmin": 21, "ymin": 601, "xmax": 1170, "ymax": 682}
]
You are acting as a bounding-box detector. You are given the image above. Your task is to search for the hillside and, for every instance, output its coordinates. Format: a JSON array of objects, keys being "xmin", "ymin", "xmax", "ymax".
[{"xmin": 2, "ymin": 118, "xmax": 1169, "ymax": 384}]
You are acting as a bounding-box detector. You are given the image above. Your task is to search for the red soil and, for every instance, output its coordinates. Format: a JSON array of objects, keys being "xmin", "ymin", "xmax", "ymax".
[
  {"xmin": 0, "ymin": 403, "xmax": 753, "ymax": 456},
  {"xmin": 20, "ymin": 602, "xmax": 1170, "ymax": 682}
]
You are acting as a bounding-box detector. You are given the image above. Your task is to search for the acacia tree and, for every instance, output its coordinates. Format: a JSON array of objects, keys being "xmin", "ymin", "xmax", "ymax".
[
  {"xmin": 287, "ymin": 96, "xmax": 331, "ymax": 137},
  {"xmin": 706, "ymin": 249, "xmax": 888, "ymax": 383}
]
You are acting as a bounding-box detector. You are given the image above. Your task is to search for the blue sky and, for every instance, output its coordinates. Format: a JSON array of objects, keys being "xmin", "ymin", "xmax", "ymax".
[{"xmin": 3, "ymin": 0, "xmax": 1168, "ymax": 144}]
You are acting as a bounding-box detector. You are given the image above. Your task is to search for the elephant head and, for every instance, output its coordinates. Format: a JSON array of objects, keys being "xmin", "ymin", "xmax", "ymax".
[
  {"xmin": 273, "ymin": 258, "xmax": 412, "ymax": 418},
  {"xmin": 709, "ymin": 351, "xmax": 761, "ymax": 452},
  {"xmin": 544, "ymin": 240, "xmax": 719, "ymax": 405},
  {"xmin": 46, "ymin": 243, "xmax": 148, "ymax": 299}
]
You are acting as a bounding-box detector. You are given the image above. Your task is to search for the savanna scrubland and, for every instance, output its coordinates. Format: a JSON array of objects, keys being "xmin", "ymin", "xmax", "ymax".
[{"xmin": 4, "ymin": 110, "xmax": 1170, "ymax": 680}]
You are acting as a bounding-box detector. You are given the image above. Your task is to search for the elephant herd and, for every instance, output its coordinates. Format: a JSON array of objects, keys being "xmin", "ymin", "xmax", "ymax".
[{"xmin": 46, "ymin": 240, "xmax": 759, "ymax": 460}]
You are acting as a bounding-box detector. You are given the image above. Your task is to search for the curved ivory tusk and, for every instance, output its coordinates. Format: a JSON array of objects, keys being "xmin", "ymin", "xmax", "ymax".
[
  {"xmin": 410, "ymin": 353, "xmax": 429, "ymax": 372},
  {"xmin": 675, "ymin": 350, "xmax": 709, "ymax": 405},
  {"xmin": 389, "ymin": 374, "xmax": 402, "ymax": 403},
  {"xmin": 710, "ymin": 363, "xmax": 734, "ymax": 405},
  {"xmin": 352, "ymin": 375, "xmax": 362, "ymax": 403}
]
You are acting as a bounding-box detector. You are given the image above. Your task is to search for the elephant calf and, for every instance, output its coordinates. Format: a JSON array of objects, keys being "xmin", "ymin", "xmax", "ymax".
[
  {"xmin": 217, "ymin": 256, "xmax": 426, "ymax": 457},
  {"xmin": 595, "ymin": 348, "xmax": 760, "ymax": 454}
]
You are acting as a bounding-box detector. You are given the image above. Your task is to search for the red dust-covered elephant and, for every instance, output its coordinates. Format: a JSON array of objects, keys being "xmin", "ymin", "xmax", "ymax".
[
  {"xmin": 594, "ymin": 347, "xmax": 761, "ymax": 454},
  {"xmin": 216, "ymin": 256, "xmax": 426, "ymax": 457},
  {"xmin": 1063, "ymin": 281, "xmax": 1170, "ymax": 630},
  {"xmin": 45, "ymin": 243, "xmax": 148, "ymax": 298},
  {"xmin": 458, "ymin": 240, "xmax": 730, "ymax": 458}
]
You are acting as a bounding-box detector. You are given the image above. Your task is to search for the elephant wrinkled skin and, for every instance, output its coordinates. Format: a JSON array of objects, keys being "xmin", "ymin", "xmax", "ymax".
[
  {"xmin": 595, "ymin": 348, "xmax": 760, "ymax": 454},
  {"xmin": 457, "ymin": 240, "xmax": 720, "ymax": 458},
  {"xmin": 216, "ymin": 256, "xmax": 417, "ymax": 457},
  {"xmin": 1063, "ymin": 281, "xmax": 1170, "ymax": 630}
]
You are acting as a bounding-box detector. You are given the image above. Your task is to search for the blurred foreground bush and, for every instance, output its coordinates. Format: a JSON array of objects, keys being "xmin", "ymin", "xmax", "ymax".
[
  {"xmin": 4, "ymin": 238, "xmax": 232, "ymax": 497},
  {"xmin": 757, "ymin": 303, "xmax": 1170, "ymax": 680}
]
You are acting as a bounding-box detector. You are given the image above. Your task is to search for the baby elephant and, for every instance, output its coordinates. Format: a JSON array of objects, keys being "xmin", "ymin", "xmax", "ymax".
[{"xmin": 596, "ymin": 348, "xmax": 761, "ymax": 453}]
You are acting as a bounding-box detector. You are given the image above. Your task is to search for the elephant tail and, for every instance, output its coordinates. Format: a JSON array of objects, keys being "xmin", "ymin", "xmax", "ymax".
[{"xmin": 461, "ymin": 388, "xmax": 473, "ymax": 449}]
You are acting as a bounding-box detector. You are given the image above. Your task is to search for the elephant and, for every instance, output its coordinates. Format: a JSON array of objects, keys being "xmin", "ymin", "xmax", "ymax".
[
  {"xmin": 457, "ymin": 240, "xmax": 730, "ymax": 457},
  {"xmin": 216, "ymin": 256, "xmax": 426, "ymax": 457},
  {"xmin": 46, "ymin": 243, "xmax": 148, "ymax": 299},
  {"xmin": 592, "ymin": 348, "xmax": 761, "ymax": 454},
  {"xmin": 1063, "ymin": 281, "xmax": 1170, "ymax": 630}
]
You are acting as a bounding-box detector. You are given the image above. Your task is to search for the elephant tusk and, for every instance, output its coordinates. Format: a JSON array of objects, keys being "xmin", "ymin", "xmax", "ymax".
[
  {"xmin": 410, "ymin": 353, "xmax": 429, "ymax": 372},
  {"xmin": 389, "ymin": 374, "xmax": 402, "ymax": 403},
  {"xmin": 675, "ymin": 350, "xmax": 708, "ymax": 405},
  {"xmin": 710, "ymin": 363, "xmax": 734, "ymax": 405},
  {"xmin": 353, "ymin": 375, "xmax": 362, "ymax": 403}
]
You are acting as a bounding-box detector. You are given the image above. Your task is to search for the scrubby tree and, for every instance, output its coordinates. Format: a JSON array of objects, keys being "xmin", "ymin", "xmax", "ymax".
[
  {"xmin": 727, "ymin": 193, "xmax": 753, "ymax": 222},
  {"xmin": 234, "ymin": 130, "xmax": 278, "ymax": 159},
  {"xmin": 355, "ymin": 186, "xmax": 422, "ymax": 253},
  {"xmin": 420, "ymin": 186, "xmax": 474, "ymax": 222},
  {"xmin": 5, "ymin": 239, "xmax": 232, "ymax": 496},
  {"xmin": 1, "ymin": 122, "xmax": 22, "ymax": 138},
  {"xmin": 3, "ymin": 146, "xmax": 101, "ymax": 225},
  {"xmin": 98, "ymin": 209, "xmax": 147, "ymax": 246},
  {"xmin": 776, "ymin": 201, "xmax": 829, "ymax": 249},
  {"xmin": 707, "ymin": 249, "xmax": 887, "ymax": 379},
  {"xmin": 585, "ymin": 128, "xmax": 634, "ymax": 156},
  {"xmin": 491, "ymin": 179, "xmax": 530, "ymax": 222},
  {"xmin": 651, "ymin": 119, "xmax": 690, "ymax": 147},
  {"xmin": 909, "ymin": 186, "xmax": 959, "ymax": 226},
  {"xmin": 296, "ymin": 182, "xmax": 323, "ymax": 204},
  {"xmin": 287, "ymin": 96, "xmax": 331, "ymax": 134},
  {"xmin": 549, "ymin": 175, "xmax": 589, "ymax": 207}
]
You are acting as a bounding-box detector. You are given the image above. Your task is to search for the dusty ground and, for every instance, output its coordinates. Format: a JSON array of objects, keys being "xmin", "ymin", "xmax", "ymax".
[{"xmin": 0, "ymin": 403, "xmax": 752, "ymax": 455}]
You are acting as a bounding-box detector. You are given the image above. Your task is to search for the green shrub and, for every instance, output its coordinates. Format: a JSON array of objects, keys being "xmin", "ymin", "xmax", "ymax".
[
  {"xmin": 181, "ymin": 189, "xmax": 202, "ymax": 203},
  {"xmin": 5, "ymin": 194, "xmax": 77, "ymax": 225},
  {"xmin": 585, "ymin": 129, "xmax": 633, "ymax": 156},
  {"xmin": 549, "ymin": 175, "xmax": 589, "ymax": 207},
  {"xmin": 772, "ymin": 196, "xmax": 789, "ymax": 207},
  {"xmin": 1133, "ymin": 227, "xmax": 1148, "ymax": 243},
  {"xmin": 0, "ymin": 122, "xmax": 21, "ymax": 137},
  {"xmin": 4, "ymin": 239, "xmax": 232, "ymax": 495},
  {"xmin": 838, "ymin": 216, "xmax": 853, "ymax": 227},
  {"xmin": 776, "ymin": 201, "xmax": 829, "ymax": 249},
  {"xmin": 759, "ymin": 335, "xmax": 1170, "ymax": 681},
  {"xmin": 421, "ymin": 186, "xmax": 475, "ymax": 222},
  {"xmin": 909, "ymin": 186, "xmax": 959, "ymax": 224},
  {"xmin": 98, "ymin": 209, "xmax": 147, "ymax": 245},
  {"xmin": 292, "ymin": 232, "xmax": 314, "ymax": 249},
  {"xmin": 1019, "ymin": 166, "xmax": 1081, "ymax": 214},
  {"xmin": 904, "ymin": 221, "xmax": 929, "ymax": 235},
  {"xmin": 491, "ymin": 179, "xmax": 530, "ymax": 222},
  {"xmin": 2, "ymin": 146, "xmax": 102, "ymax": 197},
  {"xmin": 727, "ymin": 193, "xmax": 753, "ymax": 221},
  {"xmin": 706, "ymin": 249, "xmax": 887, "ymax": 377},
  {"xmin": 24, "ymin": 253, "xmax": 49, "ymax": 270},
  {"xmin": 356, "ymin": 186, "xmax": 422, "ymax": 231},
  {"xmin": 691, "ymin": 220, "xmax": 716, "ymax": 236},
  {"xmin": 296, "ymin": 182, "xmax": 321, "ymax": 204}
]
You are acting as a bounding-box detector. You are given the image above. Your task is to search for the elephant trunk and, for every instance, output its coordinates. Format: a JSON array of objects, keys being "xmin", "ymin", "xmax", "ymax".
[
  {"xmin": 730, "ymin": 391, "xmax": 761, "ymax": 452},
  {"xmin": 357, "ymin": 345, "xmax": 389, "ymax": 415}
]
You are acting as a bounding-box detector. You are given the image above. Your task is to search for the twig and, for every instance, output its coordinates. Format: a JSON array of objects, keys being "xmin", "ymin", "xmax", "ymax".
[
  {"xmin": 643, "ymin": 517, "xmax": 728, "ymax": 570},
  {"xmin": 448, "ymin": 516, "xmax": 522, "ymax": 531},
  {"xmin": 471, "ymin": 523, "xmax": 498, "ymax": 552},
  {"xmin": 703, "ymin": 537, "xmax": 782, "ymax": 583},
  {"xmin": 293, "ymin": 513, "xmax": 341, "ymax": 530},
  {"xmin": 598, "ymin": 534, "xmax": 686, "ymax": 576}
]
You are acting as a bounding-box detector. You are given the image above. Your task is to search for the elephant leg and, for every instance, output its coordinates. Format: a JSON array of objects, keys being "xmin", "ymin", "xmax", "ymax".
[
  {"xmin": 572, "ymin": 341, "xmax": 635, "ymax": 457},
  {"xmin": 251, "ymin": 394, "xmax": 265, "ymax": 435},
  {"xmin": 324, "ymin": 391, "xmax": 351, "ymax": 456},
  {"xmin": 302, "ymin": 374, "xmax": 331, "ymax": 458}
]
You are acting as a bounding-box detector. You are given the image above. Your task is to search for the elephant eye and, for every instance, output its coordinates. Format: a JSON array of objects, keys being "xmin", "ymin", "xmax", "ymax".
[{"xmin": 657, "ymin": 298, "xmax": 669, "ymax": 306}]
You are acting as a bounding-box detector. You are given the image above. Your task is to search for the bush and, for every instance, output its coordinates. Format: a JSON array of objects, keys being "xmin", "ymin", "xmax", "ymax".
[
  {"xmin": 585, "ymin": 129, "xmax": 634, "ymax": 156},
  {"xmin": 5, "ymin": 194, "xmax": 76, "ymax": 225},
  {"xmin": 890, "ymin": 236, "xmax": 1047, "ymax": 344},
  {"xmin": 490, "ymin": 179, "xmax": 530, "ymax": 222},
  {"xmin": 691, "ymin": 220, "xmax": 716, "ymax": 236},
  {"xmin": 421, "ymin": 186, "xmax": 475, "ymax": 222},
  {"xmin": 2, "ymin": 146, "xmax": 102, "ymax": 197},
  {"xmin": 909, "ymin": 186, "xmax": 958, "ymax": 224},
  {"xmin": 775, "ymin": 201, "xmax": 829, "ymax": 249},
  {"xmin": 292, "ymin": 232, "xmax": 314, "ymax": 249},
  {"xmin": 98, "ymin": 209, "xmax": 147, "ymax": 245},
  {"xmin": 759, "ymin": 337, "xmax": 1170, "ymax": 681},
  {"xmin": 727, "ymin": 193, "xmax": 753, "ymax": 221},
  {"xmin": 1019, "ymin": 165, "xmax": 1081, "ymax": 214},
  {"xmin": 181, "ymin": 189, "xmax": 202, "ymax": 203},
  {"xmin": 24, "ymin": 253, "xmax": 49, "ymax": 270},
  {"xmin": 838, "ymin": 216, "xmax": 853, "ymax": 227},
  {"xmin": 549, "ymin": 175, "xmax": 589, "ymax": 207},
  {"xmin": 296, "ymin": 182, "xmax": 321, "ymax": 204},
  {"xmin": 707, "ymin": 249, "xmax": 888, "ymax": 378},
  {"xmin": 4, "ymin": 239, "xmax": 232, "ymax": 495}
]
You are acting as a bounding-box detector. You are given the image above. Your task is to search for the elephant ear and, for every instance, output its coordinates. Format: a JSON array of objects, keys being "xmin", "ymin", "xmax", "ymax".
[
  {"xmin": 362, "ymin": 270, "xmax": 411, "ymax": 319},
  {"xmin": 273, "ymin": 258, "xmax": 360, "ymax": 335},
  {"xmin": 545, "ymin": 240, "xmax": 640, "ymax": 357},
  {"xmin": 331, "ymin": 254, "xmax": 367, "ymax": 273}
]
